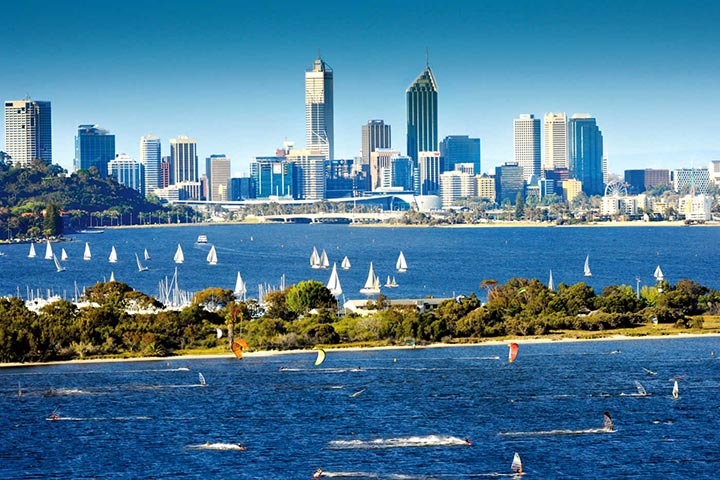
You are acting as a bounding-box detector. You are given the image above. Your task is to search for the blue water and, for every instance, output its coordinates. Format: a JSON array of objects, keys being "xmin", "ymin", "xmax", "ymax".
[
  {"xmin": 0, "ymin": 224, "xmax": 719, "ymax": 300},
  {"xmin": 2, "ymin": 338, "xmax": 720, "ymax": 479}
]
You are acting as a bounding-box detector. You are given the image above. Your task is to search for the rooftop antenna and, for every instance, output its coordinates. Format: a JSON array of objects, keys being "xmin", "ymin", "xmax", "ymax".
[{"xmin": 425, "ymin": 47, "xmax": 429, "ymax": 67}]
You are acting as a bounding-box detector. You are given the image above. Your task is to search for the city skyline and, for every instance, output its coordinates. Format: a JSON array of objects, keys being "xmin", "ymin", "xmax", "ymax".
[{"xmin": 1, "ymin": 0, "xmax": 718, "ymax": 175}]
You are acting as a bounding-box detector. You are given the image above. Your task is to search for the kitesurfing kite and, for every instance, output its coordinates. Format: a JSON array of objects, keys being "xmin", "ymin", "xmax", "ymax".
[
  {"xmin": 508, "ymin": 343, "xmax": 519, "ymax": 363},
  {"xmin": 314, "ymin": 348, "xmax": 326, "ymax": 366},
  {"xmin": 231, "ymin": 339, "xmax": 248, "ymax": 360},
  {"xmin": 216, "ymin": 328, "xmax": 223, "ymax": 339}
]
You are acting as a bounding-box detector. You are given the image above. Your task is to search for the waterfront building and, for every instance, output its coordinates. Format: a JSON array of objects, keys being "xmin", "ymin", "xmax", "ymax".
[
  {"xmin": 562, "ymin": 178, "xmax": 583, "ymax": 203},
  {"xmin": 170, "ymin": 136, "xmax": 198, "ymax": 185},
  {"xmin": 381, "ymin": 154, "xmax": 415, "ymax": 191},
  {"xmin": 602, "ymin": 156, "xmax": 609, "ymax": 185},
  {"xmin": 542, "ymin": 113, "xmax": 567, "ymax": 171},
  {"xmin": 568, "ymin": 114, "xmax": 604, "ymax": 196},
  {"xmin": 74, "ymin": 124, "xmax": 115, "ymax": 177},
  {"xmin": 174, "ymin": 181, "xmax": 202, "ymax": 201},
  {"xmin": 108, "ymin": 154, "xmax": 144, "ymax": 194},
  {"xmin": 140, "ymin": 135, "xmax": 162, "ymax": 194},
  {"xmin": 228, "ymin": 177, "xmax": 256, "ymax": 200},
  {"xmin": 160, "ymin": 156, "xmax": 171, "ymax": 189},
  {"xmin": 624, "ymin": 169, "xmax": 671, "ymax": 194},
  {"xmin": 495, "ymin": 162, "xmax": 524, "ymax": 204},
  {"xmin": 306, "ymin": 56, "xmax": 334, "ymax": 160},
  {"xmin": 370, "ymin": 149, "xmax": 400, "ymax": 191},
  {"xmin": 678, "ymin": 193, "xmax": 712, "ymax": 221},
  {"xmin": 476, "ymin": 174, "xmax": 496, "ymax": 202},
  {"xmin": 601, "ymin": 194, "xmax": 647, "ymax": 217},
  {"xmin": 418, "ymin": 151, "xmax": 441, "ymax": 195},
  {"xmin": 671, "ymin": 168, "xmax": 710, "ymax": 194},
  {"xmin": 361, "ymin": 120, "xmax": 391, "ymax": 167},
  {"xmin": 710, "ymin": 160, "xmax": 720, "ymax": 185},
  {"xmin": 407, "ymin": 65, "xmax": 438, "ymax": 163},
  {"xmin": 440, "ymin": 135, "xmax": 480, "ymax": 174},
  {"xmin": 153, "ymin": 185, "xmax": 180, "ymax": 202},
  {"xmin": 205, "ymin": 154, "xmax": 231, "ymax": 201},
  {"xmin": 250, "ymin": 157, "xmax": 294, "ymax": 198},
  {"xmin": 325, "ymin": 159, "xmax": 365, "ymax": 198},
  {"xmin": 4, "ymin": 99, "xmax": 52, "ymax": 167},
  {"xmin": 440, "ymin": 171, "xmax": 476, "ymax": 208},
  {"xmin": 286, "ymin": 149, "xmax": 325, "ymax": 200},
  {"xmin": 514, "ymin": 114, "xmax": 541, "ymax": 182}
]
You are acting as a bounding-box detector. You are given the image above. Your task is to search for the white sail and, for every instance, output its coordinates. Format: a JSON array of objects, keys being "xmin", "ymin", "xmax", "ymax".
[
  {"xmin": 511, "ymin": 452, "xmax": 523, "ymax": 474},
  {"xmin": 672, "ymin": 380, "xmax": 679, "ymax": 399},
  {"xmin": 198, "ymin": 372, "xmax": 206, "ymax": 386},
  {"xmin": 360, "ymin": 262, "xmax": 381, "ymax": 294},
  {"xmin": 320, "ymin": 249, "xmax": 330, "ymax": 269},
  {"xmin": 45, "ymin": 240, "xmax": 53, "ymax": 260},
  {"xmin": 385, "ymin": 275, "xmax": 393, "ymax": 287},
  {"xmin": 174, "ymin": 244, "xmax": 184, "ymax": 264},
  {"xmin": 310, "ymin": 246, "xmax": 321, "ymax": 269},
  {"xmin": 634, "ymin": 380, "xmax": 648, "ymax": 396},
  {"xmin": 136, "ymin": 253, "xmax": 149, "ymax": 272},
  {"xmin": 28, "ymin": 243, "xmax": 37, "ymax": 258},
  {"xmin": 396, "ymin": 251, "xmax": 408, "ymax": 272},
  {"xmin": 144, "ymin": 248, "xmax": 151, "ymax": 261},
  {"xmin": 548, "ymin": 269, "xmax": 554, "ymax": 291},
  {"xmin": 327, "ymin": 262, "xmax": 342, "ymax": 296},
  {"xmin": 207, "ymin": 245, "xmax": 218, "ymax": 265},
  {"xmin": 584, "ymin": 255, "xmax": 592, "ymax": 277},
  {"xmin": 654, "ymin": 265, "xmax": 664, "ymax": 282},
  {"xmin": 83, "ymin": 242, "xmax": 92, "ymax": 261},
  {"xmin": 61, "ymin": 248, "xmax": 68, "ymax": 261},
  {"xmin": 109, "ymin": 271, "xmax": 116, "ymax": 282},
  {"xmin": 109, "ymin": 246, "xmax": 118, "ymax": 263},
  {"xmin": 341, "ymin": 256, "xmax": 351, "ymax": 270},
  {"xmin": 234, "ymin": 272, "xmax": 247, "ymax": 299},
  {"xmin": 53, "ymin": 254, "xmax": 65, "ymax": 272},
  {"xmin": 390, "ymin": 276, "xmax": 398, "ymax": 288}
]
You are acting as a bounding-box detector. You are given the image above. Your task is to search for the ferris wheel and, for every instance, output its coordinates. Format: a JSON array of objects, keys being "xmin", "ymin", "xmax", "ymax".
[{"xmin": 604, "ymin": 181, "xmax": 628, "ymax": 197}]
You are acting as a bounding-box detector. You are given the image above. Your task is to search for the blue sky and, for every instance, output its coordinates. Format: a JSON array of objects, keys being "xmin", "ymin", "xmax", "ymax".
[{"xmin": 1, "ymin": 0, "xmax": 718, "ymax": 175}]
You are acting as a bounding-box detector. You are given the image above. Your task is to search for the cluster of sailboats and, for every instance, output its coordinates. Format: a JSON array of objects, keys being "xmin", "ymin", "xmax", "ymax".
[{"xmin": 313, "ymin": 247, "xmax": 409, "ymax": 296}]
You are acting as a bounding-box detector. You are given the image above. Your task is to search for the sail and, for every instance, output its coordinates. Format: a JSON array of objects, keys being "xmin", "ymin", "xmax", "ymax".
[
  {"xmin": 672, "ymin": 380, "xmax": 679, "ymax": 399},
  {"xmin": 174, "ymin": 244, "xmax": 184, "ymax": 264},
  {"xmin": 327, "ymin": 262, "xmax": 342, "ymax": 296},
  {"xmin": 109, "ymin": 271, "xmax": 116, "ymax": 282},
  {"xmin": 603, "ymin": 411, "xmax": 614, "ymax": 431},
  {"xmin": 390, "ymin": 276, "xmax": 398, "ymax": 288},
  {"xmin": 53, "ymin": 254, "xmax": 65, "ymax": 272},
  {"xmin": 207, "ymin": 245, "xmax": 218, "ymax": 265},
  {"xmin": 135, "ymin": 253, "xmax": 148, "ymax": 272},
  {"xmin": 341, "ymin": 256, "xmax": 351, "ymax": 270},
  {"xmin": 360, "ymin": 262, "xmax": 381, "ymax": 294},
  {"xmin": 548, "ymin": 270, "xmax": 554, "ymax": 291},
  {"xmin": 61, "ymin": 248, "xmax": 68, "ymax": 261},
  {"xmin": 83, "ymin": 242, "xmax": 91, "ymax": 260},
  {"xmin": 654, "ymin": 265, "xmax": 664, "ymax": 282},
  {"xmin": 310, "ymin": 247, "xmax": 320, "ymax": 268},
  {"xmin": 234, "ymin": 272, "xmax": 247, "ymax": 298},
  {"xmin": 28, "ymin": 243, "xmax": 37, "ymax": 258},
  {"xmin": 314, "ymin": 348, "xmax": 326, "ymax": 366},
  {"xmin": 109, "ymin": 246, "xmax": 118, "ymax": 263},
  {"xmin": 144, "ymin": 248, "xmax": 151, "ymax": 261},
  {"xmin": 634, "ymin": 380, "xmax": 647, "ymax": 396},
  {"xmin": 385, "ymin": 275, "xmax": 392, "ymax": 287},
  {"xmin": 216, "ymin": 328, "xmax": 223, "ymax": 339},
  {"xmin": 508, "ymin": 343, "xmax": 519, "ymax": 363},
  {"xmin": 198, "ymin": 372, "xmax": 206, "ymax": 386},
  {"xmin": 45, "ymin": 240, "xmax": 53, "ymax": 260},
  {"xmin": 320, "ymin": 249, "xmax": 330, "ymax": 269},
  {"xmin": 396, "ymin": 251, "xmax": 408, "ymax": 272},
  {"xmin": 511, "ymin": 452, "xmax": 523, "ymax": 474},
  {"xmin": 584, "ymin": 255, "xmax": 592, "ymax": 277},
  {"xmin": 231, "ymin": 339, "xmax": 248, "ymax": 360}
]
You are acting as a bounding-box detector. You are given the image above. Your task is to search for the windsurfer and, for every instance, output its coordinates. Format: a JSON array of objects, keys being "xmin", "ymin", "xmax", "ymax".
[
  {"xmin": 48, "ymin": 412, "xmax": 61, "ymax": 421},
  {"xmin": 237, "ymin": 444, "xmax": 246, "ymax": 451},
  {"xmin": 464, "ymin": 437, "xmax": 472, "ymax": 446},
  {"xmin": 313, "ymin": 468, "xmax": 324, "ymax": 478}
]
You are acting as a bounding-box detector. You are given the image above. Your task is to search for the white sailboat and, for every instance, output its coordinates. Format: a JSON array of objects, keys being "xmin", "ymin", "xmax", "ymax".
[
  {"xmin": 144, "ymin": 248, "xmax": 151, "ymax": 261},
  {"xmin": 654, "ymin": 265, "xmax": 664, "ymax": 282},
  {"xmin": 584, "ymin": 255, "xmax": 592, "ymax": 277},
  {"xmin": 174, "ymin": 244, "xmax": 184, "ymax": 264},
  {"xmin": 109, "ymin": 271, "xmax": 116, "ymax": 282},
  {"xmin": 389, "ymin": 276, "xmax": 398, "ymax": 288},
  {"xmin": 327, "ymin": 262, "xmax": 342, "ymax": 296},
  {"xmin": 45, "ymin": 240, "xmax": 54, "ymax": 260},
  {"xmin": 548, "ymin": 269, "xmax": 554, "ymax": 291},
  {"xmin": 61, "ymin": 248, "xmax": 68, "ymax": 261},
  {"xmin": 310, "ymin": 246, "xmax": 321, "ymax": 269},
  {"xmin": 672, "ymin": 380, "xmax": 679, "ymax": 400},
  {"xmin": 319, "ymin": 249, "xmax": 330, "ymax": 269},
  {"xmin": 360, "ymin": 262, "xmax": 381, "ymax": 295},
  {"xmin": 53, "ymin": 254, "xmax": 65, "ymax": 272},
  {"xmin": 234, "ymin": 272, "xmax": 247, "ymax": 300},
  {"xmin": 83, "ymin": 242, "xmax": 92, "ymax": 261},
  {"xmin": 28, "ymin": 243, "xmax": 37, "ymax": 258},
  {"xmin": 396, "ymin": 251, "xmax": 408, "ymax": 273},
  {"xmin": 385, "ymin": 275, "xmax": 393, "ymax": 287},
  {"xmin": 206, "ymin": 245, "xmax": 218, "ymax": 265},
  {"xmin": 341, "ymin": 256, "xmax": 351, "ymax": 270},
  {"xmin": 135, "ymin": 253, "xmax": 149, "ymax": 272},
  {"xmin": 109, "ymin": 246, "xmax": 118, "ymax": 263}
]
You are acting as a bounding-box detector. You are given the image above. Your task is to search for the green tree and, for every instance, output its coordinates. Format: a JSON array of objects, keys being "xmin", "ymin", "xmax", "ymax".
[
  {"xmin": 286, "ymin": 280, "xmax": 336, "ymax": 315},
  {"xmin": 43, "ymin": 203, "xmax": 62, "ymax": 237}
]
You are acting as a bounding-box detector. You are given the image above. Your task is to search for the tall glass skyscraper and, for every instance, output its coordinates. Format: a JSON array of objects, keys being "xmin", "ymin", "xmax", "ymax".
[
  {"xmin": 74, "ymin": 125, "xmax": 115, "ymax": 177},
  {"xmin": 108, "ymin": 154, "xmax": 144, "ymax": 195},
  {"xmin": 406, "ymin": 65, "xmax": 438, "ymax": 164},
  {"xmin": 543, "ymin": 113, "xmax": 568, "ymax": 171},
  {"xmin": 250, "ymin": 157, "xmax": 294, "ymax": 198},
  {"xmin": 140, "ymin": 134, "xmax": 161, "ymax": 195},
  {"xmin": 513, "ymin": 114, "xmax": 541, "ymax": 183},
  {"xmin": 170, "ymin": 136, "xmax": 198, "ymax": 184},
  {"xmin": 305, "ymin": 56, "xmax": 334, "ymax": 160},
  {"xmin": 361, "ymin": 120, "xmax": 391, "ymax": 166},
  {"xmin": 205, "ymin": 154, "xmax": 231, "ymax": 201},
  {"xmin": 4, "ymin": 99, "xmax": 52, "ymax": 167},
  {"xmin": 568, "ymin": 114, "xmax": 604, "ymax": 196},
  {"xmin": 439, "ymin": 135, "xmax": 480, "ymax": 174}
]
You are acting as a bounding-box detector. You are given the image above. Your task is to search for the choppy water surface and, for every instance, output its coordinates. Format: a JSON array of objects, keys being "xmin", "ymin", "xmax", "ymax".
[{"xmin": 2, "ymin": 338, "xmax": 720, "ymax": 479}]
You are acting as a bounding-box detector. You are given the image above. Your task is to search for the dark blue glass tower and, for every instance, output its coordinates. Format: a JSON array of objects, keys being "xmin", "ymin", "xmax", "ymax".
[
  {"xmin": 440, "ymin": 135, "xmax": 481, "ymax": 173},
  {"xmin": 74, "ymin": 125, "xmax": 115, "ymax": 177},
  {"xmin": 406, "ymin": 66, "xmax": 438, "ymax": 164},
  {"xmin": 569, "ymin": 115, "xmax": 604, "ymax": 196}
]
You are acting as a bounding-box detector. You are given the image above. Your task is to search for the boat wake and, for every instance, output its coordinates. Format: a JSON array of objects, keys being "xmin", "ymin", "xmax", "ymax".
[
  {"xmin": 316, "ymin": 471, "xmax": 519, "ymax": 479},
  {"xmin": 187, "ymin": 443, "xmax": 245, "ymax": 451},
  {"xmin": 328, "ymin": 435, "xmax": 469, "ymax": 450},
  {"xmin": 498, "ymin": 427, "xmax": 613, "ymax": 437},
  {"xmin": 48, "ymin": 416, "xmax": 151, "ymax": 421},
  {"xmin": 43, "ymin": 388, "xmax": 89, "ymax": 396},
  {"xmin": 280, "ymin": 367, "xmax": 365, "ymax": 373}
]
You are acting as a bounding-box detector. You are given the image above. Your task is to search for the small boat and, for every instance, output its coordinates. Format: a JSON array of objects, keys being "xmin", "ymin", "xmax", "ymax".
[
  {"xmin": 319, "ymin": 249, "xmax": 330, "ymax": 269},
  {"xmin": 396, "ymin": 251, "xmax": 408, "ymax": 273},
  {"xmin": 672, "ymin": 380, "xmax": 679, "ymax": 400},
  {"xmin": 45, "ymin": 240, "xmax": 54, "ymax": 260},
  {"xmin": 109, "ymin": 246, "xmax": 118, "ymax": 264},
  {"xmin": 206, "ymin": 245, "xmax": 218, "ymax": 265},
  {"xmin": 53, "ymin": 254, "xmax": 65, "ymax": 272},
  {"xmin": 144, "ymin": 249, "xmax": 151, "ymax": 261},
  {"xmin": 341, "ymin": 256, "xmax": 351, "ymax": 270},
  {"xmin": 135, "ymin": 253, "xmax": 149, "ymax": 272},
  {"xmin": 654, "ymin": 265, "xmax": 664, "ymax": 282},
  {"xmin": 174, "ymin": 244, "xmax": 184, "ymax": 264},
  {"xmin": 360, "ymin": 262, "xmax": 381, "ymax": 295},
  {"xmin": 196, "ymin": 235, "xmax": 208, "ymax": 244},
  {"xmin": 310, "ymin": 246, "xmax": 321, "ymax": 269},
  {"xmin": 28, "ymin": 243, "xmax": 37, "ymax": 258},
  {"xmin": 109, "ymin": 271, "xmax": 116, "ymax": 282},
  {"xmin": 548, "ymin": 269, "xmax": 554, "ymax": 291},
  {"xmin": 385, "ymin": 276, "xmax": 398, "ymax": 288},
  {"xmin": 61, "ymin": 248, "xmax": 68, "ymax": 261},
  {"xmin": 326, "ymin": 262, "xmax": 342, "ymax": 296},
  {"xmin": 584, "ymin": 255, "xmax": 592, "ymax": 277},
  {"xmin": 79, "ymin": 229, "xmax": 104, "ymax": 234},
  {"xmin": 511, "ymin": 452, "xmax": 523, "ymax": 475},
  {"xmin": 234, "ymin": 272, "xmax": 247, "ymax": 300},
  {"xmin": 83, "ymin": 242, "xmax": 92, "ymax": 261}
]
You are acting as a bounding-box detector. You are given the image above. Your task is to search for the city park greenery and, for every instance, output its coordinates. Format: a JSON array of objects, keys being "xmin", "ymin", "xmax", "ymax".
[{"xmin": 1, "ymin": 276, "xmax": 719, "ymax": 363}]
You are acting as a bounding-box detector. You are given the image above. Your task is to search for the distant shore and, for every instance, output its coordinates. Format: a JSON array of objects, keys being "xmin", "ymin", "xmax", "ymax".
[{"xmin": 3, "ymin": 332, "xmax": 718, "ymax": 369}]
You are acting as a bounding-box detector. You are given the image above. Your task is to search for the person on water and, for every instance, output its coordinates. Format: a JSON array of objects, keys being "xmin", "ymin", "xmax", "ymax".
[
  {"xmin": 313, "ymin": 468, "xmax": 323, "ymax": 478},
  {"xmin": 464, "ymin": 437, "xmax": 472, "ymax": 446},
  {"xmin": 237, "ymin": 444, "xmax": 246, "ymax": 451}
]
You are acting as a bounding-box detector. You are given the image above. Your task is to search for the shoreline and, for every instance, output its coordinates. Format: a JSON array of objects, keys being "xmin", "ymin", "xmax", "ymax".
[{"xmin": 3, "ymin": 332, "xmax": 718, "ymax": 369}]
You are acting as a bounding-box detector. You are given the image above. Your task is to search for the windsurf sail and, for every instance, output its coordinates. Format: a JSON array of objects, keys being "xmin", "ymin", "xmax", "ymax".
[
  {"xmin": 672, "ymin": 380, "xmax": 679, "ymax": 399},
  {"xmin": 642, "ymin": 367, "xmax": 657, "ymax": 376},
  {"xmin": 508, "ymin": 343, "xmax": 519, "ymax": 363},
  {"xmin": 314, "ymin": 348, "xmax": 326, "ymax": 366},
  {"xmin": 603, "ymin": 412, "xmax": 614, "ymax": 431},
  {"xmin": 198, "ymin": 372, "xmax": 206, "ymax": 386},
  {"xmin": 511, "ymin": 452, "xmax": 523, "ymax": 474},
  {"xmin": 635, "ymin": 381, "xmax": 648, "ymax": 396},
  {"xmin": 231, "ymin": 339, "xmax": 248, "ymax": 360}
]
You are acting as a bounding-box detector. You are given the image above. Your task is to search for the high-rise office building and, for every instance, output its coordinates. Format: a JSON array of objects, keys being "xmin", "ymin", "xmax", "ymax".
[
  {"xmin": 568, "ymin": 114, "xmax": 604, "ymax": 196},
  {"xmin": 305, "ymin": 56, "xmax": 334, "ymax": 160},
  {"xmin": 4, "ymin": 99, "xmax": 52, "ymax": 167},
  {"xmin": 671, "ymin": 168, "xmax": 710, "ymax": 194},
  {"xmin": 287, "ymin": 149, "xmax": 326, "ymax": 200},
  {"xmin": 361, "ymin": 120, "xmax": 391, "ymax": 166},
  {"xmin": 250, "ymin": 157, "xmax": 294, "ymax": 198},
  {"xmin": 205, "ymin": 154, "xmax": 231, "ymax": 201},
  {"xmin": 407, "ymin": 65, "xmax": 438, "ymax": 163},
  {"xmin": 160, "ymin": 156, "xmax": 171, "ymax": 188},
  {"xmin": 140, "ymin": 135, "xmax": 161, "ymax": 194},
  {"xmin": 543, "ymin": 113, "xmax": 567, "ymax": 171},
  {"xmin": 440, "ymin": 171, "xmax": 477, "ymax": 208},
  {"xmin": 74, "ymin": 125, "xmax": 115, "ymax": 177},
  {"xmin": 370, "ymin": 149, "xmax": 400, "ymax": 191},
  {"xmin": 170, "ymin": 136, "xmax": 198, "ymax": 184},
  {"xmin": 477, "ymin": 174, "xmax": 497, "ymax": 202},
  {"xmin": 495, "ymin": 162, "xmax": 525, "ymax": 204},
  {"xmin": 418, "ymin": 151, "xmax": 441, "ymax": 195},
  {"xmin": 513, "ymin": 114, "xmax": 541, "ymax": 182},
  {"xmin": 228, "ymin": 177, "xmax": 257, "ymax": 200},
  {"xmin": 108, "ymin": 154, "xmax": 144, "ymax": 194},
  {"xmin": 439, "ymin": 135, "xmax": 480, "ymax": 174}
]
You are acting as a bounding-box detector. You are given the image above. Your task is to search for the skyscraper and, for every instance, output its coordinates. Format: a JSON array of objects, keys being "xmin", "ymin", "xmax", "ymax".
[
  {"xmin": 250, "ymin": 157, "xmax": 294, "ymax": 198},
  {"xmin": 170, "ymin": 136, "xmax": 198, "ymax": 184},
  {"xmin": 406, "ymin": 65, "xmax": 438, "ymax": 164},
  {"xmin": 305, "ymin": 56, "xmax": 334, "ymax": 160},
  {"xmin": 4, "ymin": 99, "xmax": 52, "ymax": 167},
  {"xmin": 108, "ymin": 154, "xmax": 144, "ymax": 194},
  {"xmin": 513, "ymin": 114, "xmax": 541, "ymax": 182},
  {"xmin": 439, "ymin": 135, "xmax": 481, "ymax": 174},
  {"xmin": 568, "ymin": 114, "xmax": 604, "ymax": 196},
  {"xmin": 418, "ymin": 151, "xmax": 441, "ymax": 195},
  {"xmin": 495, "ymin": 162, "xmax": 525, "ymax": 204},
  {"xmin": 140, "ymin": 134, "xmax": 161, "ymax": 195},
  {"xmin": 369, "ymin": 149, "xmax": 400, "ymax": 191},
  {"xmin": 205, "ymin": 154, "xmax": 232, "ymax": 201},
  {"xmin": 286, "ymin": 149, "xmax": 326, "ymax": 200},
  {"xmin": 74, "ymin": 125, "xmax": 115, "ymax": 177},
  {"xmin": 361, "ymin": 120, "xmax": 391, "ymax": 167},
  {"xmin": 543, "ymin": 113, "xmax": 567, "ymax": 171}
]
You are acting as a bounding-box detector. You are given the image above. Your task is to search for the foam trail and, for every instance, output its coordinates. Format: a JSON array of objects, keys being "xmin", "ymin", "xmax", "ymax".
[
  {"xmin": 328, "ymin": 435, "xmax": 468, "ymax": 450},
  {"xmin": 499, "ymin": 428, "xmax": 613, "ymax": 437},
  {"xmin": 187, "ymin": 443, "xmax": 245, "ymax": 451}
]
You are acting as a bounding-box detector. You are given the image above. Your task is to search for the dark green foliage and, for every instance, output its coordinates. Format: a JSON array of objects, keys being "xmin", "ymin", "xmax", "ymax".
[{"xmin": 286, "ymin": 280, "xmax": 337, "ymax": 315}]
